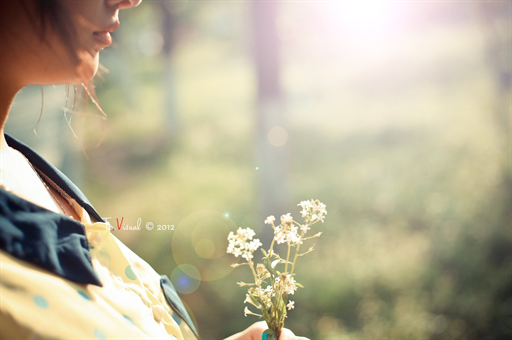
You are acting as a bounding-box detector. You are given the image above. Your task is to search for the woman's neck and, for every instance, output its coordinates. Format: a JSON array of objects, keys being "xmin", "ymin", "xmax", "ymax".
[{"xmin": 0, "ymin": 81, "xmax": 22, "ymax": 150}]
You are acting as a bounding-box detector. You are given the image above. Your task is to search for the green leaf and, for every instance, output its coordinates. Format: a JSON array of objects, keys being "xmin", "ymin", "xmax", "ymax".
[
  {"xmin": 252, "ymin": 294, "xmax": 267, "ymax": 309},
  {"xmin": 272, "ymin": 294, "xmax": 285, "ymax": 311},
  {"xmin": 249, "ymin": 295, "xmax": 262, "ymax": 308},
  {"xmin": 264, "ymin": 259, "xmax": 277, "ymax": 275},
  {"xmin": 261, "ymin": 249, "xmax": 268, "ymax": 257},
  {"xmin": 277, "ymin": 306, "xmax": 283, "ymax": 320},
  {"xmin": 271, "ymin": 295, "xmax": 278, "ymax": 308}
]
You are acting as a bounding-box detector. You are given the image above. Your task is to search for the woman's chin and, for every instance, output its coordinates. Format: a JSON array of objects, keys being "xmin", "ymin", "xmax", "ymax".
[{"xmin": 74, "ymin": 50, "xmax": 100, "ymax": 83}]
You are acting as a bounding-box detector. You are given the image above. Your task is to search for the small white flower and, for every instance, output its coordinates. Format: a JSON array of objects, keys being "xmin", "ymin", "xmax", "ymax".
[
  {"xmin": 297, "ymin": 199, "xmax": 327, "ymax": 223},
  {"xmin": 244, "ymin": 306, "xmax": 251, "ymax": 317},
  {"xmin": 289, "ymin": 226, "xmax": 300, "ymax": 244},
  {"xmin": 227, "ymin": 227, "xmax": 260, "ymax": 261},
  {"xmin": 300, "ymin": 224, "xmax": 310, "ymax": 232},
  {"xmin": 242, "ymin": 252, "xmax": 253, "ymax": 260},
  {"xmin": 274, "ymin": 226, "xmax": 287, "ymax": 244},
  {"xmin": 275, "ymin": 223, "xmax": 301, "ymax": 245},
  {"xmin": 284, "ymin": 275, "xmax": 298, "ymax": 295},
  {"xmin": 298, "ymin": 200, "xmax": 313, "ymax": 209},
  {"xmin": 286, "ymin": 300, "xmax": 295, "ymax": 310},
  {"xmin": 264, "ymin": 215, "xmax": 275, "ymax": 224},
  {"xmin": 247, "ymin": 239, "xmax": 262, "ymax": 252},
  {"xmin": 280, "ymin": 213, "xmax": 293, "ymax": 227},
  {"xmin": 312, "ymin": 200, "xmax": 327, "ymax": 222},
  {"xmin": 246, "ymin": 228, "xmax": 255, "ymax": 239}
]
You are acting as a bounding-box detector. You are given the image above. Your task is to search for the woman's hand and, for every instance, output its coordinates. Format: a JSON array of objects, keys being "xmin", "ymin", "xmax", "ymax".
[{"xmin": 223, "ymin": 321, "xmax": 310, "ymax": 340}]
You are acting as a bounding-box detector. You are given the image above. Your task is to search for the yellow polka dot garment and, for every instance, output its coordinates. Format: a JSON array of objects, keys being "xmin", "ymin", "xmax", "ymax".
[{"xmin": 0, "ymin": 198, "xmax": 199, "ymax": 340}]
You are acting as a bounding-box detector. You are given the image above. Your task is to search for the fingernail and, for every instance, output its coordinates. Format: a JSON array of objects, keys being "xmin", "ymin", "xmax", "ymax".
[{"xmin": 262, "ymin": 333, "xmax": 269, "ymax": 340}]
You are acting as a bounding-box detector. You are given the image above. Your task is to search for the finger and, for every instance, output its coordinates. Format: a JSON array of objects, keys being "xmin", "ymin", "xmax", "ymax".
[
  {"xmin": 278, "ymin": 328, "xmax": 310, "ymax": 340},
  {"xmin": 278, "ymin": 328, "xmax": 295, "ymax": 340}
]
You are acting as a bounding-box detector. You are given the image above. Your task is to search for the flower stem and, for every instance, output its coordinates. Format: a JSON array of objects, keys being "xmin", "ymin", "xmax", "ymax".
[
  {"xmin": 290, "ymin": 222, "xmax": 309, "ymax": 277},
  {"xmin": 268, "ymin": 238, "xmax": 276, "ymax": 257},
  {"xmin": 248, "ymin": 258, "xmax": 260, "ymax": 290},
  {"xmin": 285, "ymin": 244, "xmax": 291, "ymax": 272}
]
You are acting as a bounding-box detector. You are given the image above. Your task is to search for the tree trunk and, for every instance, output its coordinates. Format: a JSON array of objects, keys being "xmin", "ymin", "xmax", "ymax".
[{"xmin": 251, "ymin": 0, "xmax": 290, "ymax": 246}]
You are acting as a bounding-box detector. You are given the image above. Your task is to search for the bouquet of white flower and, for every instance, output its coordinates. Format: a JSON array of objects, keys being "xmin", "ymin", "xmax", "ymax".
[{"xmin": 227, "ymin": 199, "xmax": 326, "ymax": 340}]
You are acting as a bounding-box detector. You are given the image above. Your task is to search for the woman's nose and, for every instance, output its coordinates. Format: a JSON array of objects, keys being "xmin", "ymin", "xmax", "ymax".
[{"xmin": 106, "ymin": 0, "xmax": 142, "ymax": 10}]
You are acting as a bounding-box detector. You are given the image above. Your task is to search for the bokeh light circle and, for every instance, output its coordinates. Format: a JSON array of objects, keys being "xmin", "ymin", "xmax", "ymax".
[
  {"xmin": 170, "ymin": 264, "xmax": 201, "ymax": 294},
  {"xmin": 138, "ymin": 30, "xmax": 163, "ymax": 56},
  {"xmin": 194, "ymin": 239, "xmax": 216, "ymax": 259},
  {"xmin": 267, "ymin": 126, "xmax": 288, "ymax": 147},
  {"xmin": 172, "ymin": 210, "xmax": 240, "ymax": 282}
]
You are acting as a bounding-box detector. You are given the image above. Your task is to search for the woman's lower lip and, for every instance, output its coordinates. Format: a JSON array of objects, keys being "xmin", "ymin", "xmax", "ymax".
[{"xmin": 93, "ymin": 31, "xmax": 112, "ymax": 47}]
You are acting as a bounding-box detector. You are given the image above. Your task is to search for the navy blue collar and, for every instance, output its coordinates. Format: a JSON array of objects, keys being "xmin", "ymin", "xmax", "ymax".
[
  {"xmin": 0, "ymin": 134, "xmax": 103, "ymax": 287},
  {"xmin": 4, "ymin": 134, "xmax": 105, "ymax": 223}
]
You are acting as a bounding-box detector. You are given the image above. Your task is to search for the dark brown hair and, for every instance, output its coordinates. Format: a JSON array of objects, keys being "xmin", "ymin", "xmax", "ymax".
[
  {"xmin": 23, "ymin": 0, "xmax": 79, "ymax": 63},
  {"xmin": 24, "ymin": 0, "xmax": 107, "ymax": 145}
]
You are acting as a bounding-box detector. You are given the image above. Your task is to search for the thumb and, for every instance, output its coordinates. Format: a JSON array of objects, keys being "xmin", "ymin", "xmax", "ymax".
[{"xmin": 277, "ymin": 328, "xmax": 310, "ymax": 340}]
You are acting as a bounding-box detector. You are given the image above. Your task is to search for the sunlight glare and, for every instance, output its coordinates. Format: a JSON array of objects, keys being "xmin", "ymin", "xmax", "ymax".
[{"xmin": 326, "ymin": 1, "xmax": 402, "ymax": 48}]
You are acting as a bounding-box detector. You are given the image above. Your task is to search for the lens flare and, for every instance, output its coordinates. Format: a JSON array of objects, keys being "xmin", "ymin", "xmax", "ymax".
[
  {"xmin": 171, "ymin": 264, "xmax": 201, "ymax": 294},
  {"xmin": 172, "ymin": 210, "xmax": 240, "ymax": 281}
]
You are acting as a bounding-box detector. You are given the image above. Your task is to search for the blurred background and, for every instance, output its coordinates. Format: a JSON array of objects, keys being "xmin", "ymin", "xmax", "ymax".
[{"xmin": 5, "ymin": 1, "xmax": 511, "ymax": 339}]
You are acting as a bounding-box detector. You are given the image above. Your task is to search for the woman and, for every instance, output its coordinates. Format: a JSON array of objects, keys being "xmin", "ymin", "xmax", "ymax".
[{"xmin": 0, "ymin": 0, "xmax": 309, "ymax": 339}]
